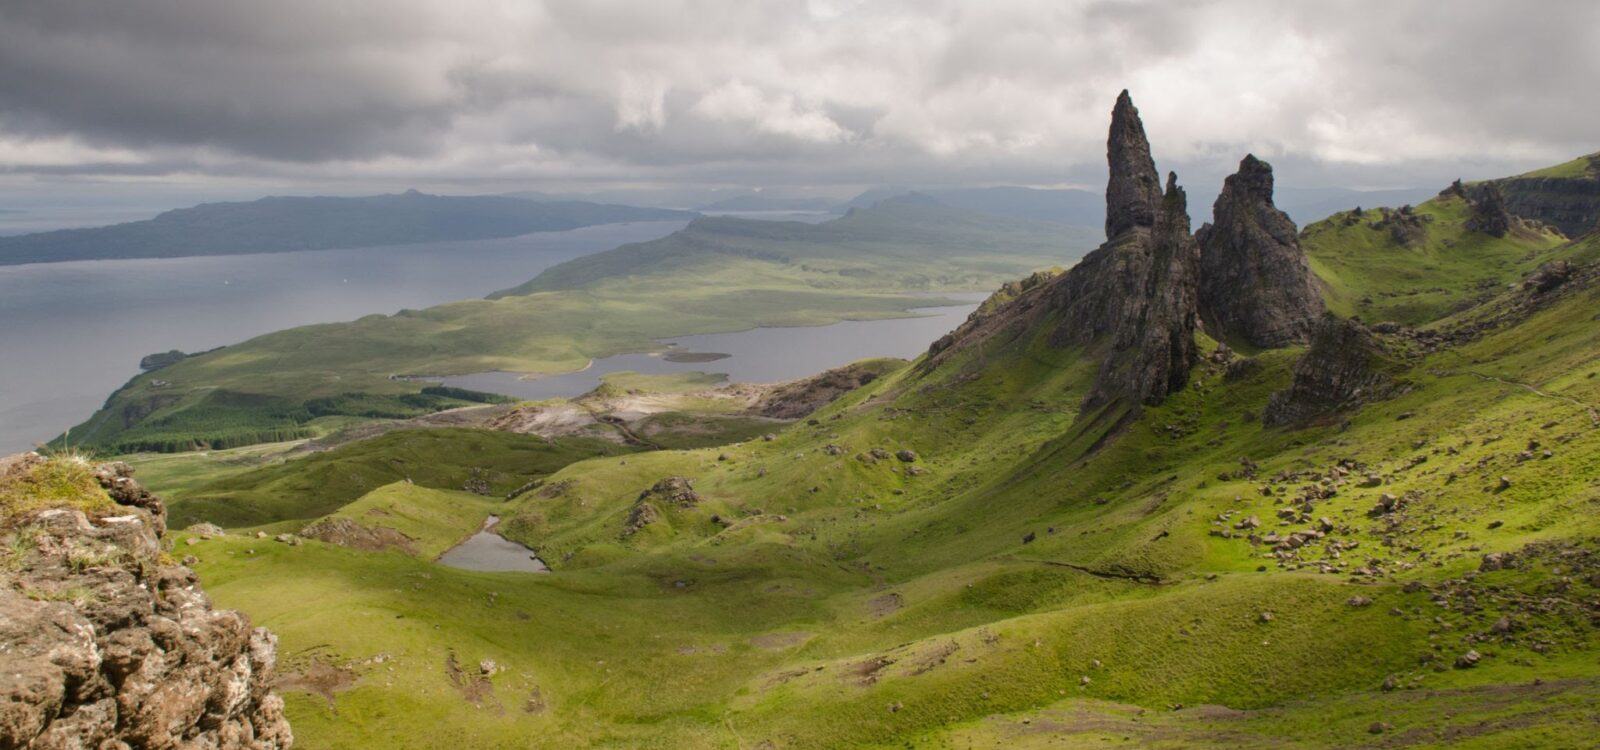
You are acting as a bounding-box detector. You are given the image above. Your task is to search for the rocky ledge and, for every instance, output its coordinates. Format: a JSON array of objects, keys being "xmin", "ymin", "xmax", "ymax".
[{"xmin": 0, "ymin": 453, "xmax": 292, "ymax": 750}]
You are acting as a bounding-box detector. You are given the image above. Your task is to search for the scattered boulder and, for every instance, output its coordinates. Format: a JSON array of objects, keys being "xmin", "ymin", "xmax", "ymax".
[
  {"xmin": 1525, "ymin": 260, "xmax": 1574, "ymax": 293},
  {"xmin": 638, "ymin": 476, "xmax": 699, "ymax": 508},
  {"xmin": 1480, "ymin": 551, "xmax": 1518, "ymax": 571}
]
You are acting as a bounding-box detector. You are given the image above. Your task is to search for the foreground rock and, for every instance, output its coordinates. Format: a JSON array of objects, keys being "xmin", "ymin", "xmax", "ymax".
[
  {"xmin": 1196, "ymin": 155, "xmax": 1324, "ymax": 348},
  {"xmin": 0, "ymin": 454, "xmax": 292, "ymax": 749}
]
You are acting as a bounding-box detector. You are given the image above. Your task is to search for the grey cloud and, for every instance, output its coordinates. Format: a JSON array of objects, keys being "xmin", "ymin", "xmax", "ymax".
[{"xmin": 0, "ymin": 0, "xmax": 1595, "ymax": 196}]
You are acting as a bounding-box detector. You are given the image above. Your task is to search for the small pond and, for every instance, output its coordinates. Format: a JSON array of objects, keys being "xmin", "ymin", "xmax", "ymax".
[{"xmin": 436, "ymin": 515, "xmax": 549, "ymax": 573}]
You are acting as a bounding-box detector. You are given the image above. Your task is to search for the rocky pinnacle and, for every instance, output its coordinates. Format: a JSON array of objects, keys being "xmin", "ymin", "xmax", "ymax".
[
  {"xmin": 1050, "ymin": 93, "xmax": 1200, "ymax": 409},
  {"xmin": 1197, "ymin": 154, "xmax": 1325, "ymax": 348},
  {"xmin": 1105, "ymin": 90, "xmax": 1163, "ymax": 239}
]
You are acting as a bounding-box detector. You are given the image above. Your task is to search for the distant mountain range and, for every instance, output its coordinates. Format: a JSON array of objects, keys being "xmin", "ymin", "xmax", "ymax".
[
  {"xmin": 695, "ymin": 194, "xmax": 838, "ymax": 212},
  {"xmin": 0, "ymin": 179, "xmax": 1476, "ymax": 268},
  {"xmin": 0, "ymin": 191, "xmax": 696, "ymax": 265}
]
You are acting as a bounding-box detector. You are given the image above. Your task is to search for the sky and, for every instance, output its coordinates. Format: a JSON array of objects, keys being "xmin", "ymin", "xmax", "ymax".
[{"xmin": 1, "ymin": 0, "xmax": 1597, "ymax": 216}]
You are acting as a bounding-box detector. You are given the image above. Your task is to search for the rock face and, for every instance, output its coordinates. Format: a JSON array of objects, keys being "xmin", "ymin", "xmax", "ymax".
[
  {"xmin": 1263, "ymin": 315, "xmax": 1402, "ymax": 426},
  {"xmin": 0, "ymin": 455, "xmax": 292, "ymax": 749},
  {"xmin": 1488, "ymin": 155, "xmax": 1600, "ymax": 238},
  {"xmin": 1049, "ymin": 92, "xmax": 1200, "ymax": 407},
  {"xmin": 1465, "ymin": 183, "xmax": 1514, "ymax": 237},
  {"xmin": 1196, "ymin": 155, "xmax": 1324, "ymax": 347}
]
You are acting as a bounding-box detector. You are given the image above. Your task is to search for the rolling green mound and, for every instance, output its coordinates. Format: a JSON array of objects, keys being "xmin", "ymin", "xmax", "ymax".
[{"xmin": 100, "ymin": 98, "xmax": 1600, "ymax": 747}]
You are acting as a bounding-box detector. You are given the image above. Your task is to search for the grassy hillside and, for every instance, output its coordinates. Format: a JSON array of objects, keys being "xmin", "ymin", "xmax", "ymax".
[
  {"xmin": 1302, "ymin": 193, "xmax": 1566, "ymax": 324},
  {"xmin": 66, "ymin": 198, "xmax": 1084, "ymax": 454},
  {"xmin": 152, "ymin": 214, "xmax": 1600, "ymax": 746},
  {"xmin": 0, "ymin": 191, "xmax": 695, "ymax": 265},
  {"xmin": 161, "ymin": 428, "xmax": 632, "ymax": 528}
]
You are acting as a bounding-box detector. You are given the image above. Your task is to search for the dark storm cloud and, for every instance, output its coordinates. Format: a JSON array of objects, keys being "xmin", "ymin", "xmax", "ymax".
[{"xmin": 0, "ymin": 0, "xmax": 1596, "ymax": 192}]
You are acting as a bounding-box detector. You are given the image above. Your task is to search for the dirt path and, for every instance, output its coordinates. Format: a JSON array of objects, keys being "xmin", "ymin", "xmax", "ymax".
[{"xmin": 1463, "ymin": 371, "xmax": 1600, "ymax": 426}]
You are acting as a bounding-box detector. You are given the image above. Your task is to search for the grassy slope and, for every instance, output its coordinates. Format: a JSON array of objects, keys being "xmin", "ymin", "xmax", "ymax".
[
  {"xmin": 68, "ymin": 200, "xmax": 1086, "ymax": 454},
  {"xmin": 163, "ymin": 239, "xmax": 1600, "ymax": 747},
  {"xmin": 322, "ymin": 482, "xmax": 503, "ymax": 558},
  {"xmin": 162, "ymin": 428, "xmax": 632, "ymax": 529},
  {"xmin": 139, "ymin": 179, "xmax": 1600, "ymax": 747},
  {"xmin": 1302, "ymin": 193, "xmax": 1566, "ymax": 325}
]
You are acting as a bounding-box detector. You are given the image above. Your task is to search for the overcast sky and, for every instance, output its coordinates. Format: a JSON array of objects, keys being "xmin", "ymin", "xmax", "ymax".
[{"xmin": 1, "ymin": 0, "xmax": 1596, "ymax": 210}]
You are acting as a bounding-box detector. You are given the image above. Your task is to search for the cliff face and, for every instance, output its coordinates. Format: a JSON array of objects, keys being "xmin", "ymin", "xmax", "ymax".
[
  {"xmin": 1197, "ymin": 155, "xmax": 1325, "ymax": 348},
  {"xmin": 0, "ymin": 455, "xmax": 292, "ymax": 750},
  {"xmin": 1488, "ymin": 156, "xmax": 1600, "ymax": 238},
  {"xmin": 1047, "ymin": 93, "xmax": 1201, "ymax": 408}
]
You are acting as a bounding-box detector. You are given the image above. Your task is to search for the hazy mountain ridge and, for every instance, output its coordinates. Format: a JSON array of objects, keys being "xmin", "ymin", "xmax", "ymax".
[{"xmin": 0, "ymin": 191, "xmax": 696, "ymax": 265}]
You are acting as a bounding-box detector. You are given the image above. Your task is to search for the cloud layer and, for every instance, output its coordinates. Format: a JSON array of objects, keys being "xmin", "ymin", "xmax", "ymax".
[{"xmin": 2, "ymin": 0, "xmax": 1596, "ymax": 195}]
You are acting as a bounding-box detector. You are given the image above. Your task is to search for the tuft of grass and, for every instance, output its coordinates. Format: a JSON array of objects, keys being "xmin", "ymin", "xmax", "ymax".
[{"xmin": 0, "ymin": 454, "xmax": 114, "ymax": 524}]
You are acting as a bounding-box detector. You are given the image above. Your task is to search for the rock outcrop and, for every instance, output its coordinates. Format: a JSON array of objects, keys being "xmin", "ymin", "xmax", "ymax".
[
  {"xmin": 918, "ymin": 91, "xmax": 1201, "ymax": 410},
  {"xmin": 1196, "ymin": 155, "xmax": 1324, "ymax": 347},
  {"xmin": 1263, "ymin": 315, "xmax": 1403, "ymax": 426},
  {"xmin": 1465, "ymin": 183, "xmax": 1514, "ymax": 237},
  {"xmin": 1486, "ymin": 155, "xmax": 1600, "ymax": 238},
  {"xmin": 1049, "ymin": 92, "xmax": 1200, "ymax": 408},
  {"xmin": 0, "ymin": 454, "xmax": 292, "ymax": 749}
]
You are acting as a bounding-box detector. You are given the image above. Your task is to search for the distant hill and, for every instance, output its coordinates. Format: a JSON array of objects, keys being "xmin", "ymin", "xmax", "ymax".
[
  {"xmin": 492, "ymin": 192, "xmax": 1098, "ymax": 298},
  {"xmin": 839, "ymin": 186, "xmax": 1103, "ymax": 225},
  {"xmin": 839, "ymin": 184, "xmax": 1444, "ymax": 229},
  {"xmin": 696, "ymin": 194, "xmax": 838, "ymax": 212},
  {"xmin": 1272, "ymin": 186, "xmax": 1442, "ymax": 226},
  {"xmin": 0, "ymin": 191, "xmax": 696, "ymax": 265}
]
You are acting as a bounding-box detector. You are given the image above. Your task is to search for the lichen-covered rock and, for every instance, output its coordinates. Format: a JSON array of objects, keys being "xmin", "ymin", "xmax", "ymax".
[
  {"xmin": 1197, "ymin": 155, "xmax": 1324, "ymax": 348},
  {"xmin": 638, "ymin": 476, "xmax": 698, "ymax": 508},
  {"xmin": 1263, "ymin": 315, "xmax": 1403, "ymax": 426},
  {"xmin": 0, "ymin": 455, "xmax": 292, "ymax": 750}
]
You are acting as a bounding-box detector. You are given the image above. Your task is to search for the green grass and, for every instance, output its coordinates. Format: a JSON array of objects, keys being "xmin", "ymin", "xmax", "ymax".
[
  {"xmin": 0, "ymin": 454, "xmax": 114, "ymax": 523},
  {"xmin": 1514, "ymin": 152, "xmax": 1598, "ymax": 180},
  {"xmin": 313, "ymin": 482, "xmax": 503, "ymax": 558},
  {"xmin": 1302, "ymin": 193, "xmax": 1566, "ymax": 324},
  {"xmin": 97, "ymin": 172, "xmax": 1600, "ymax": 747},
  {"xmin": 160, "ymin": 428, "xmax": 633, "ymax": 529}
]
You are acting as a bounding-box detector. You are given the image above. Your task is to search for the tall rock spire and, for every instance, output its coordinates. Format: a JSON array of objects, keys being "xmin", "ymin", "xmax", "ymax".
[
  {"xmin": 1047, "ymin": 94, "xmax": 1200, "ymax": 409},
  {"xmin": 1104, "ymin": 90, "xmax": 1163, "ymax": 239},
  {"xmin": 1196, "ymin": 155, "xmax": 1324, "ymax": 348}
]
